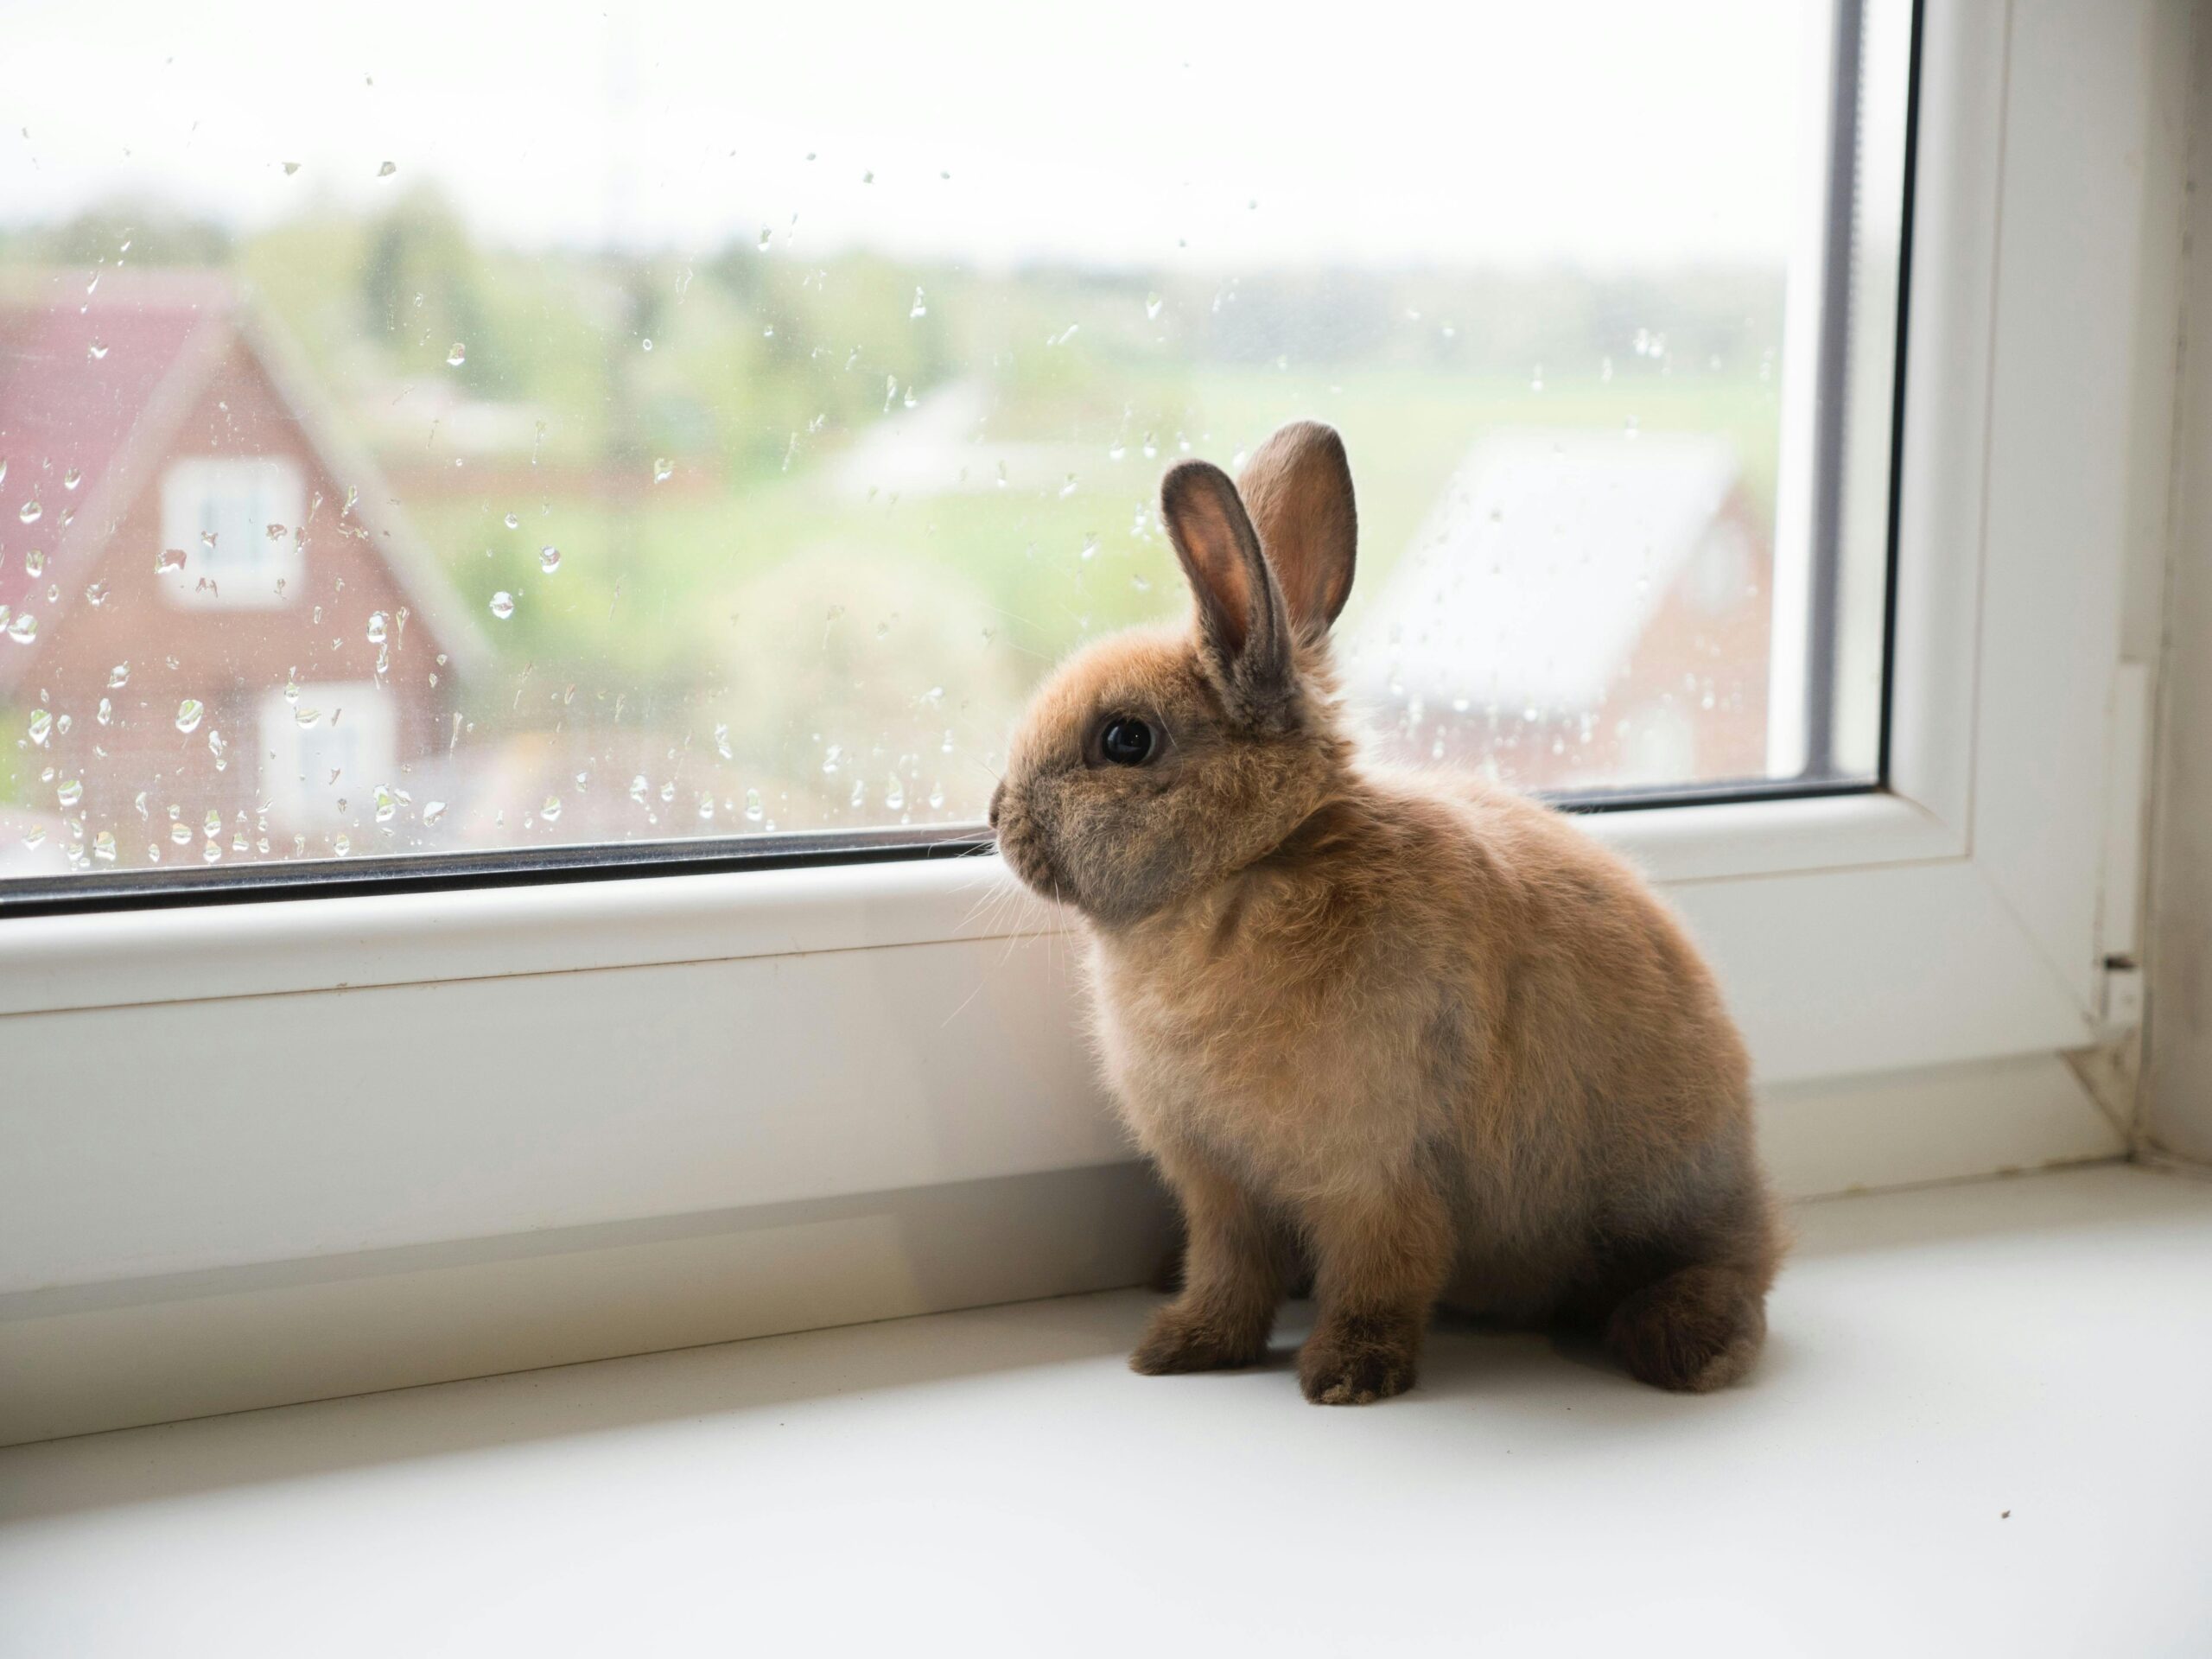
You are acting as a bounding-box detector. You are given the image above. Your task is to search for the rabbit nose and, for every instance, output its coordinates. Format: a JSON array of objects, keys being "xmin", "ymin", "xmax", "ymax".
[{"xmin": 988, "ymin": 782, "xmax": 1006, "ymax": 830}]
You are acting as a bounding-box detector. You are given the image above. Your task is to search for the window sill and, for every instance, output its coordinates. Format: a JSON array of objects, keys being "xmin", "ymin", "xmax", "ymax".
[{"xmin": 2, "ymin": 1164, "xmax": 2203, "ymax": 1656}]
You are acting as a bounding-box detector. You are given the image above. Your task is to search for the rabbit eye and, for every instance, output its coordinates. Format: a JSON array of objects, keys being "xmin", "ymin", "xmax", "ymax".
[{"xmin": 1098, "ymin": 715, "xmax": 1154, "ymax": 766}]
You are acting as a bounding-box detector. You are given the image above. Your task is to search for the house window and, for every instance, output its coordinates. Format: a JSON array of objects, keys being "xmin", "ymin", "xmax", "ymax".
[
  {"xmin": 0, "ymin": 0, "xmax": 1910, "ymax": 891},
  {"xmin": 157, "ymin": 457, "xmax": 307, "ymax": 611},
  {"xmin": 255, "ymin": 683, "xmax": 397, "ymax": 830}
]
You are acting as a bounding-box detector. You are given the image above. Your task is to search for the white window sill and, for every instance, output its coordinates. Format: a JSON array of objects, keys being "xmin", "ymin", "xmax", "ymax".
[{"xmin": 3, "ymin": 1163, "xmax": 2204, "ymax": 1658}]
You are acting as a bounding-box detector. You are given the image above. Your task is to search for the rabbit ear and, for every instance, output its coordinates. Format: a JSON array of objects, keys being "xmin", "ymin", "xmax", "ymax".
[
  {"xmin": 1161, "ymin": 459, "xmax": 1294, "ymax": 713},
  {"xmin": 1236, "ymin": 421, "xmax": 1357, "ymax": 638}
]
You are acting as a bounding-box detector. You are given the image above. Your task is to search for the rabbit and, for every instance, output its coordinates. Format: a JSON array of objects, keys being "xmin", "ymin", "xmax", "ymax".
[{"xmin": 989, "ymin": 420, "xmax": 1783, "ymax": 1405}]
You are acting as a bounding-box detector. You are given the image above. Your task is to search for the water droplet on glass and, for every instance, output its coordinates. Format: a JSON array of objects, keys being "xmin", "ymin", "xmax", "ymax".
[
  {"xmin": 56, "ymin": 778, "xmax": 83, "ymax": 807},
  {"xmin": 86, "ymin": 340, "xmax": 108, "ymax": 360},
  {"xmin": 378, "ymin": 160, "xmax": 397, "ymax": 177},
  {"xmin": 629, "ymin": 774, "xmax": 649, "ymax": 804},
  {"xmin": 715, "ymin": 722, "xmax": 733, "ymax": 760},
  {"xmin": 446, "ymin": 342, "xmax": 467, "ymax": 367},
  {"xmin": 640, "ymin": 337, "xmax": 653, "ymax": 353},
  {"xmin": 19, "ymin": 499, "xmax": 41, "ymax": 524},
  {"xmin": 540, "ymin": 795, "xmax": 563, "ymax": 823},
  {"xmin": 174, "ymin": 698, "xmax": 204, "ymax": 734},
  {"xmin": 423, "ymin": 800, "xmax": 448, "ymax": 826},
  {"xmin": 365, "ymin": 611, "xmax": 389, "ymax": 644},
  {"xmin": 1141, "ymin": 435, "xmax": 1158, "ymax": 460},
  {"xmin": 202, "ymin": 840, "xmax": 223, "ymax": 863},
  {"xmin": 208, "ymin": 729, "xmax": 227, "ymax": 766},
  {"xmin": 96, "ymin": 696, "xmax": 112, "ymax": 725},
  {"xmin": 1079, "ymin": 533, "xmax": 1099, "ymax": 562},
  {"xmin": 652, "ymin": 457, "xmax": 673, "ymax": 484},
  {"xmin": 156, "ymin": 546, "xmax": 187, "ymax": 574},
  {"xmin": 697, "ymin": 792, "xmax": 715, "ymax": 823},
  {"xmin": 92, "ymin": 830, "xmax": 116, "ymax": 862},
  {"xmin": 1144, "ymin": 293, "xmax": 1163, "ymax": 321},
  {"xmin": 62, "ymin": 467, "xmax": 82, "ymax": 491},
  {"xmin": 374, "ymin": 785, "xmax": 397, "ymax": 823},
  {"xmin": 489, "ymin": 590, "xmax": 516, "ymax": 620},
  {"xmin": 283, "ymin": 161, "xmax": 301, "ymax": 175},
  {"xmin": 28, "ymin": 709, "xmax": 52, "ymax": 746},
  {"xmin": 504, "ymin": 512, "xmax": 520, "ymax": 530},
  {"xmin": 910, "ymin": 287, "xmax": 927, "ymax": 320},
  {"xmin": 24, "ymin": 548, "xmax": 46, "ymax": 578},
  {"xmin": 744, "ymin": 787, "xmax": 765, "ymax": 822},
  {"xmin": 885, "ymin": 776, "xmax": 906, "ymax": 811},
  {"xmin": 538, "ymin": 546, "xmax": 561, "ymax": 574},
  {"xmin": 927, "ymin": 780, "xmax": 945, "ymax": 810},
  {"xmin": 5, "ymin": 613, "xmax": 35, "ymax": 645},
  {"xmin": 295, "ymin": 705, "xmax": 321, "ymax": 728}
]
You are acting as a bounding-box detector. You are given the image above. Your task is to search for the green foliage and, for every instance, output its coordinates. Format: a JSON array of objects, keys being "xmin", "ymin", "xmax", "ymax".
[{"xmin": 0, "ymin": 702, "xmax": 25, "ymax": 809}]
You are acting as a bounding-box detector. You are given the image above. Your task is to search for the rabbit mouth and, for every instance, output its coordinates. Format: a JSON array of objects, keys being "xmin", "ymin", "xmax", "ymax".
[{"xmin": 996, "ymin": 824, "xmax": 1071, "ymax": 906}]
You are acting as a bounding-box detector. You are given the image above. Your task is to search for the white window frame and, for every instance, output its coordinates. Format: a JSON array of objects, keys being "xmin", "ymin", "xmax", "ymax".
[
  {"xmin": 0, "ymin": 3, "xmax": 2169, "ymax": 1431},
  {"xmin": 157, "ymin": 455, "xmax": 306, "ymax": 610}
]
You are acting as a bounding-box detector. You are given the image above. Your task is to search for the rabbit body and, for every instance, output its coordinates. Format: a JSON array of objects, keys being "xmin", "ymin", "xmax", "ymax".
[{"xmin": 993, "ymin": 423, "xmax": 1781, "ymax": 1404}]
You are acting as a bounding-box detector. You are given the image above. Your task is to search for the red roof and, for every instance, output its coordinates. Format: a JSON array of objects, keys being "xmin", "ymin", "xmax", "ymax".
[{"xmin": 0, "ymin": 270, "xmax": 234, "ymax": 619}]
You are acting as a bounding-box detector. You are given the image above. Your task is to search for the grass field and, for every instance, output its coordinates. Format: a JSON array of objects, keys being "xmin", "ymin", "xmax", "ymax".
[{"xmin": 404, "ymin": 363, "xmax": 1781, "ymax": 763}]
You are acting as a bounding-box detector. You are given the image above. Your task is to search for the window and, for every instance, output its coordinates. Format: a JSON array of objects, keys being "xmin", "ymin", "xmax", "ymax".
[
  {"xmin": 255, "ymin": 682, "xmax": 396, "ymax": 835},
  {"xmin": 0, "ymin": 0, "xmax": 1913, "ymax": 893},
  {"xmin": 157, "ymin": 456, "xmax": 306, "ymax": 610},
  {"xmin": 0, "ymin": 1, "xmax": 2167, "ymax": 1446}
]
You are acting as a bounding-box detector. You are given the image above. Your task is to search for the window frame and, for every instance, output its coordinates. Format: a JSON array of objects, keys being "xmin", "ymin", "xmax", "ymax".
[
  {"xmin": 0, "ymin": 2, "xmax": 2158, "ymax": 1300},
  {"xmin": 0, "ymin": 3, "xmax": 1903, "ymax": 920}
]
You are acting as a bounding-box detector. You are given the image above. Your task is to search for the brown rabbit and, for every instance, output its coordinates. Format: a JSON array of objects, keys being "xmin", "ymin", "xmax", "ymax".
[{"xmin": 991, "ymin": 421, "xmax": 1783, "ymax": 1404}]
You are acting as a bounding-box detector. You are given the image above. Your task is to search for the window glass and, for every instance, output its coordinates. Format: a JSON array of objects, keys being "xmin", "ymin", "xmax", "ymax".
[{"xmin": 0, "ymin": 0, "xmax": 1910, "ymax": 880}]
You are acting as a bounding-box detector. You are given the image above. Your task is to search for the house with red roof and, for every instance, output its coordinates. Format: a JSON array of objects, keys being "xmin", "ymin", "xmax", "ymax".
[{"xmin": 1, "ymin": 271, "xmax": 485, "ymax": 869}]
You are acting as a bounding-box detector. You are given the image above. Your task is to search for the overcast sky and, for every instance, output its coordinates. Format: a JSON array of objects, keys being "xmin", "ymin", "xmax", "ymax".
[{"xmin": 3, "ymin": 1, "xmax": 1821, "ymax": 271}]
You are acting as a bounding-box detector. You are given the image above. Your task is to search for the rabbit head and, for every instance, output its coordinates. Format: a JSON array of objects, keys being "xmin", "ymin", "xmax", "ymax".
[{"xmin": 992, "ymin": 421, "xmax": 1359, "ymax": 926}]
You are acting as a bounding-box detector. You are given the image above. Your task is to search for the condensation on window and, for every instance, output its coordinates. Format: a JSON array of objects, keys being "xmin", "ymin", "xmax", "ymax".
[{"xmin": 0, "ymin": 1, "xmax": 1898, "ymax": 877}]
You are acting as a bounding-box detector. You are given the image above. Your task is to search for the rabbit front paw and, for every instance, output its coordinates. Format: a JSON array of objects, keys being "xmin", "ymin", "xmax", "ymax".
[
  {"xmin": 1298, "ymin": 1314, "xmax": 1420, "ymax": 1405},
  {"xmin": 1129, "ymin": 1301, "xmax": 1271, "ymax": 1375}
]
